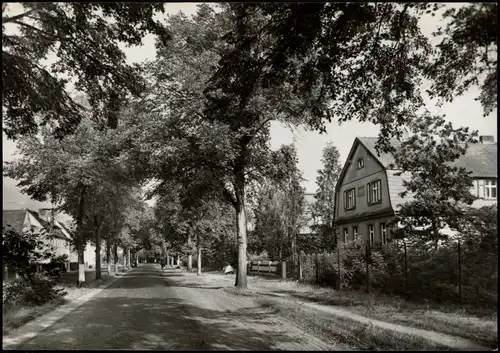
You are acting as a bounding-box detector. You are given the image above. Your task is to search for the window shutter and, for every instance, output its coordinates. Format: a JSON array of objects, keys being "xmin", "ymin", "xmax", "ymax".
[
  {"xmin": 478, "ymin": 179, "xmax": 485, "ymax": 198},
  {"xmin": 343, "ymin": 191, "xmax": 347, "ymax": 210},
  {"xmin": 367, "ymin": 183, "xmax": 371, "ymax": 204}
]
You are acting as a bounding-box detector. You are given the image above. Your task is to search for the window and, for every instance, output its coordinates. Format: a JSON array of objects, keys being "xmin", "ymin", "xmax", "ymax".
[
  {"xmin": 343, "ymin": 228, "xmax": 349, "ymax": 242},
  {"xmin": 353, "ymin": 226, "xmax": 358, "ymax": 241},
  {"xmin": 380, "ymin": 223, "xmax": 387, "ymax": 245},
  {"xmin": 357, "ymin": 158, "xmax": 364, "ymax": 169},
  {"xmin": 344, "ymin": 188, "xmax": 356, "ymax": 210},
  {"xmin": 368, "ymin": 225, "xmax": 374, "ymax": 245},
  {"xmin": 367, "ymin": 180, "xmax": 382, "ymax": 205},
  {"xmin": 485, "ymin": 180, "xmax": 497, "ymax": 199}
]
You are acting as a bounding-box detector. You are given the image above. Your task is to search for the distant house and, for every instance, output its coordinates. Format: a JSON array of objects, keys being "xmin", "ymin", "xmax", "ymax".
[
  {"xmin": 334, "ymin": 135, "xmax": 497, "ymax": 246},
  {"xmin": 3, "ymin": 209, "xmax": 74, "ymax": 280}
]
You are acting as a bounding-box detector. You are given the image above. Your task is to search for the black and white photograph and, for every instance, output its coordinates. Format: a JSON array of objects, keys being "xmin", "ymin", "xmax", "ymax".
[{"xmin": 2, "ymin": 2, "xmax": 497, "ymax": 350}]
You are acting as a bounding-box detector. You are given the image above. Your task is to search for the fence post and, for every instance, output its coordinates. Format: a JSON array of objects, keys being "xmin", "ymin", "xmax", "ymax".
[
  {"xmin": 269, "ymin": 260, "xmax": 272, "ymax": 275},
  {"xmin": 281, "ymin": 261, "xmax": 286, "ymax": 279},
  {"xmin": 458, "ymin": 239, "xmax": 462, "ymax": 303},
  {"xmin": 315, "ymin": 253, "xmax": 320, "ymax": 283},
  {"xmin": 404, "ymin": 240, "xmax": 408, "ymax": 299},
  {"xmin": 337, "ymin": 235, "xmax": 341, "ymax": 290},
  {"xmin": 365, "ymin": 242, "xmax": 370, "ymax": 293},
  {"xmin": 257, "ymin": 261, "xmax": 260, "ymax": 275},
  {"xmin": 298, "ymin": 255, "xmax": 303, "ymax": 281}
]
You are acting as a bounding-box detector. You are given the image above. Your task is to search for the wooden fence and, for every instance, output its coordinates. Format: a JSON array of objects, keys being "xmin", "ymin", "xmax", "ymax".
[{"xmin": 247, "ymin": 260, "xmax": 286, "ymax": 279}]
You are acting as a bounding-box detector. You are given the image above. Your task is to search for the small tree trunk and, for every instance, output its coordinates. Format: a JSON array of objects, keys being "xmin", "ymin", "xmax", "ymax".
[
  {"xmin": 106, "ymin": 238, "xmax": 111, "ymax": 274},
  {"xmin": 128, "ymin": 248, "xmax": 131, "ymax": 269},
  {"xmin": 188, "ymin": 232, "xmax": 193, "ymax": 271},
  {"xmin": 76, "ymin": 186, "xmax": 86, "ymax": 286},
  {"xmin": 113, "ymin": 242, "xmax": 118, "ymax": 273},
  {"xmin": 95, "ymin": 222, "xmax": 102, "ymax": 280},
  {"xmin": 197, "ymin": 247, "xmax": 202, "ymax": 276},
  {"xmin": 166, "ymin": 252, "xmax": 169, "ymax": 267}
]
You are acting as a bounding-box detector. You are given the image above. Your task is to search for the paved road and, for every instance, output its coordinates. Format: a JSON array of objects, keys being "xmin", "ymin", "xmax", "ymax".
[{"xmin": 15, "ymin": 264, "xmax": 338, "ymax": 350}]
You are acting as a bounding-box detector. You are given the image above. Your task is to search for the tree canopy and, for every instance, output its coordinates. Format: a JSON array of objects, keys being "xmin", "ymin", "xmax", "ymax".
[{"xmin": 2, "ymin": 2, "xmax": 170, "ymax": 139}]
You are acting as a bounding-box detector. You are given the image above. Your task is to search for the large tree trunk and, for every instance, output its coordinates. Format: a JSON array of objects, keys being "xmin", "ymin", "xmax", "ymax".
[
  {"xmin": 234, "ymin": 162, "xmax": 248, "ymax": 288},
  {"xmin": 188, "ymin": 231, "xmax": 193, "ymax": 271},
  {"xmin": 95, "ymin": 221, "xmax": 102, "ymax": 280},
  {"xmin": 197, "ymin": 233, "xmax": 202, "ymax": 276},
  {"xmin": 76, "ymin": 186, "xmax": 86, "ymax": 286}
]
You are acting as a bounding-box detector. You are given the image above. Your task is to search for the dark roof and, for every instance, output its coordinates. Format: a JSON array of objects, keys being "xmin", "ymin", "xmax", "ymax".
[
  {"xmin": 3, "ymin": 210, "xmax": 27, "ymax": 232},
  {"xmin": 449, "ymin": 143, "xmax": 497, "ymax": 178},
  {"xmin": 358, "ymin": 137, "xmax": 497, "ymax": 177},
  {"xmin": 27, "ymin": 209, "xmax": 68, "ymax": 240}
]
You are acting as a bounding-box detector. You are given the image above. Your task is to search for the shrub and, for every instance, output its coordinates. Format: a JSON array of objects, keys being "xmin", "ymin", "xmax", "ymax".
[{"xmin": 3, "ymin": 273, "xmax": 67, "ymax": 306}]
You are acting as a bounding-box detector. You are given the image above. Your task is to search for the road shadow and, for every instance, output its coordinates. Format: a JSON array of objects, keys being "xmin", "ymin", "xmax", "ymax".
[{"xmin": 15, "ymin": 296, "xmax": 301, "ymax": 350}]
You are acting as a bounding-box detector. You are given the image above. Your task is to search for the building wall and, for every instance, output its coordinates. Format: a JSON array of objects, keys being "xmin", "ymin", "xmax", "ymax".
[
  {"xmin": 338, "ymin": 215, "xmax": 396, "ymax": 246},
  {"xmin": 336, "ymin": 143, "xmax": 391, "ymax": 221}
]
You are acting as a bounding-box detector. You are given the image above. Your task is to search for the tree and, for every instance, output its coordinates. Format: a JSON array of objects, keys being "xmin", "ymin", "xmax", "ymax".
[
  {"xmin": 2, "ymin": 3, "xmax": 170, "ymax": 140},
  {"xmin": 312, "ymin": 143, "xmax": 342, "ymax": 251},
  {"xmin": 3, "ymin": 113, "xmax": 140, "ymax": 285},
  {"xmin": 389, "ymin": 113, "xmax": 478, "ymax": 249},
  {"xmin": 427, "ymin": 3, "xmax": 497, "ymax": 116},
  {"xmin": 251, "ymin": 144, "xmax": 306, "ymax": 274},
  {"xmin": 2, "ymin": 227, "xmax": 55, "ymax": 281}
]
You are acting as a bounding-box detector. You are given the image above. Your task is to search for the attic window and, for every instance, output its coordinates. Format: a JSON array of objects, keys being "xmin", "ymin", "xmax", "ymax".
[{"xmin": 356, "ymin": 158, "xmax": 364, "ymax": 169}]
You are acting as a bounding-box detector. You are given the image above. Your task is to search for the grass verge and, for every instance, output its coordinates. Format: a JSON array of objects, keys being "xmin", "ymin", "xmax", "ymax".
[
  {"xmin": 2, "ymin": 297, "xmax": 67, "ymax": 335},
  {"xmin": 3, "ymin": 271, "xmax": 116, "ymax": 335},
  {"xmin": 196, "ymin": 271, "xmax": 497, "ymax": 348},
  {"xmin": 255, "ymin": 296, "xmax": 451, "ymax": 351}
]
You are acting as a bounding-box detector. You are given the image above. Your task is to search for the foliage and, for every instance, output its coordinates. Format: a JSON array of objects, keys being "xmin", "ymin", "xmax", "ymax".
[
  {"xmin": 312, "ymin": 142, "xmax": 342, "ymax": 251},
  {"xmin": 427, "ymin": 3, "xmax": 497, "ymax": 116},
  {"xmin": 2, "ymin": 227, "xmax": 55, "ymax": 281},
  {"xmin": 2, "ymin": 227, "xmax": 67, "ymax": 306},
  {"xmin": 2, "ymin": 2, "xmax": 170, "ymax": 139},
  {"xmin": 3, "ymin": 273, "xmax": 67, "ymax": 306},
  {"xmin": 250, "ymin": 144, "xmax": 306, "ymax": 263},
  {"xmin": 389, "ymin": 113, "xmax": 478, "ymax": 247},
  {"xmin": 298, "ymin": 235, "xmax": 497, "ymax": 306},
  {"xmin": 457, "ymin": 206, "xmax": 498, "ymax": 298}
]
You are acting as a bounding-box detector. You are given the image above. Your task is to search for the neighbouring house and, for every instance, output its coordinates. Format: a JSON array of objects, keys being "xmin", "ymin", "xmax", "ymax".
[
  {"xmin": 334, "ymin": 135, "xmax": 497, "ymax": 247},
  {"xmin": 3, "ymin": 209, "xmax": 73, "ymax": 280}
]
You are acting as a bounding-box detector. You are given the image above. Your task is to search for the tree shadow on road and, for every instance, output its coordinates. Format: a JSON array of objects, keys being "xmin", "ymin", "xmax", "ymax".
[{"xmin": 15, "ymin": 296, "xmax": 308, "ymax": 350}]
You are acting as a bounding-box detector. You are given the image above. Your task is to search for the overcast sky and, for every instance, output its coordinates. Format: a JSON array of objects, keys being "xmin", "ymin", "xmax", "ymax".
[{"xmin": 3, "ymin": 2, "xmax": 497, "ymax": 210}]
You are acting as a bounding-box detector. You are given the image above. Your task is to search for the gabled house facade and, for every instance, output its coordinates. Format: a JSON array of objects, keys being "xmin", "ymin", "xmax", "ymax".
[
  {"xmin": 334, "ymin": 136, "xmax": 497, "ymax": 246},
  {"xmin": 3, "ymin": 209, "xmax": 72, "ymax": 260},
  {"xmin": 3, "ymin": 208, "xmax": 75, "ymax": 280}
]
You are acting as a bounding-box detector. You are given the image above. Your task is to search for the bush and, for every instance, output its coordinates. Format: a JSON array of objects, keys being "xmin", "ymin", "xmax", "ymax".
[{"xmin": 3, "ymin": 273, "xmax": 67, "ymax": 306}]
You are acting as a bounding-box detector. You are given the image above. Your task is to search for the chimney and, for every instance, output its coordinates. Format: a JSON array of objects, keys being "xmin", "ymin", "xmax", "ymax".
[{"xmin": 479, "ymin": 135, "xmax": 495, "ymax": 144}]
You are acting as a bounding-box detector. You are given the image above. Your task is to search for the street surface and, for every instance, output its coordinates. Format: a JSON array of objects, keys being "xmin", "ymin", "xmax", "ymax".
[{"xmin": 15, "ymin": 264, "xmax": 338, "ymax": 350}]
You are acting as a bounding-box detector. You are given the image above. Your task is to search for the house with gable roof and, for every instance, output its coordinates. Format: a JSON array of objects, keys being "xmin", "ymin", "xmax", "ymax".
[
  {"xmin": 3, "ymin": 208, "xmax": 75, "ymax": 280},
  {"xmin": 334, "ymin": 135, "xmax": 497, "ymax": 246}
]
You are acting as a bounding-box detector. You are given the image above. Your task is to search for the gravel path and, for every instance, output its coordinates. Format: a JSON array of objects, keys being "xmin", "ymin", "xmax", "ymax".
[{"xmin": 14, "ymin": 264, "xmax": 345, "ymax": 350}]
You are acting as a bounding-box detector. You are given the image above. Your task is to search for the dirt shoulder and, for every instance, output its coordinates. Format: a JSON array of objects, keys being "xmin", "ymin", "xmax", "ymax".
[
  {"xmin": 161, "ymin": 269, "xmax": 351, "ymax": 350},
  {"xmin": 180, "ymin": 269, "xmax": 497, "ymax": 350}
]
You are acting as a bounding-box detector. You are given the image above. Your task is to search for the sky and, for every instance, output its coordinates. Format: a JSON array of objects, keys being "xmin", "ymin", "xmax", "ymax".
[{"xmin": 2, "ymin": 2, "xmax": 497, "ymax": 210}]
